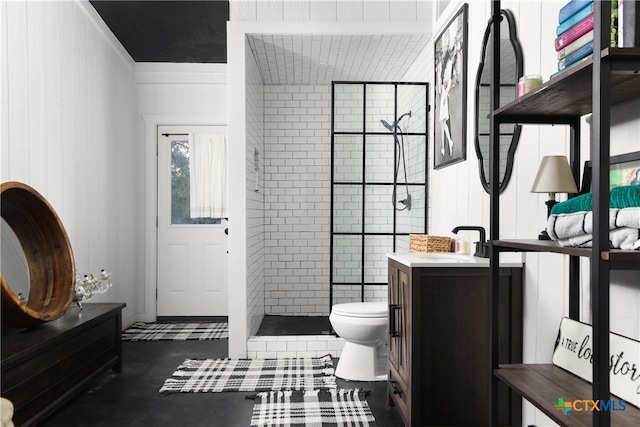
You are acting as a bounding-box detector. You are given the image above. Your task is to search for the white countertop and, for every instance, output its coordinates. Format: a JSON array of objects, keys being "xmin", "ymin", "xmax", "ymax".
[{"xmin": 387, "ymin": 252, "xmax": 523, "ymax": 268}]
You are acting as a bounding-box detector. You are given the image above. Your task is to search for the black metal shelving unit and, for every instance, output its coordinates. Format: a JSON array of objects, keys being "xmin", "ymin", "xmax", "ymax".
[
  {"xmin": 488, "ymin": 1, "xmax": 640, "ymax": 426},
  {"xmin": 329, "ymin": 81, "xmax": 429, "ymax": 308}
]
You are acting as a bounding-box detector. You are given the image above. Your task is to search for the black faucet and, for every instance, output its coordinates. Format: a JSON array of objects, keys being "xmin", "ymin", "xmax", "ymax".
[{"xmin": 451, "ymin": 226, "xmax": 489, "ymax": 258}]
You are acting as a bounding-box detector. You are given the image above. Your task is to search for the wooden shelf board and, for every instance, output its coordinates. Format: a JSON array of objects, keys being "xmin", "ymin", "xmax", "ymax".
[
  {"xmin": 493, "ymin": 239, "xmax": 640, "ymax": 268},
  {"xmin": 494, "ymin": 48, "xmax": 640, "ymax": 119},
  {"xmin": 495, "ymin": 364, "xmax": 640, "ymax": 427}
]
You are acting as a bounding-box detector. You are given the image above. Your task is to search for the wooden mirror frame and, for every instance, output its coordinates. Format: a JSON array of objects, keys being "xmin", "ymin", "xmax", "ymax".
[
  {"xmin": 474, "ymin": 9, "xmax": 523, "ymax": 194},
  {"xmin": 1, "ymin": 182, "xmax": 75, "ymax": 328}
]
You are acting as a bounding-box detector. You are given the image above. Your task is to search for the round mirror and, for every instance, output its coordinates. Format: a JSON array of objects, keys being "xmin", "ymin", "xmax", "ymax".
[
  {"xmin": 1, "ymin": 182, "xmax": 75, "ymax": 328},
  {"xmin": 474, "ymin": 9, "xmax": 523, "ymax": 194}
]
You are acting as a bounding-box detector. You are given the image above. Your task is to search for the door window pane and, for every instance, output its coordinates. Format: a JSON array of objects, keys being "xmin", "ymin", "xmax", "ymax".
[{"xmin": 171, "ymin": 139, "xmax": 221, "ymax": 225}]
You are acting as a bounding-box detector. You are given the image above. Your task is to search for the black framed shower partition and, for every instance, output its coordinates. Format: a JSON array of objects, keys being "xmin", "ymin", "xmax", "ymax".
[{"xmin": 330, "ymin": 81, "xmax": 429, "ymax": 308}]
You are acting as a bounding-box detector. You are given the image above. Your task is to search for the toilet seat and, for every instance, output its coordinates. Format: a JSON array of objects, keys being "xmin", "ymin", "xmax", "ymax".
[{"xmin": 332, "ymin": 302, "xmax": 387, "ymax": 318}]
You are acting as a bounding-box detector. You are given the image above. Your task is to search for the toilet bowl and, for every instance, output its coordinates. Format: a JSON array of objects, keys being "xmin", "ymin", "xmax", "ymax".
[{"xmin": 329, "ymin": 301, "xmax": 388, "ymax": 381}]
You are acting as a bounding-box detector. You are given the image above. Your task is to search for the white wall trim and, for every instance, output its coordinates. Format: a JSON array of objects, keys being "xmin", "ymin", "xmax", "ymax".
[
  {"xmin": 76, "ymin": 0, "xmax": 135, "ymax": 70},
  {"xmin": 142, "ymin": 114, "xmax": 228, "ymax": 323},
  {"xmin": 135, "ymin": 63, "xmax": 228, "ymax": 85}
]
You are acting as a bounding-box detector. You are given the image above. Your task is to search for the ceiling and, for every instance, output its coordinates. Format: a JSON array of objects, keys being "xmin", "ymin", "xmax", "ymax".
[
  {"xmin": 248, "ymin": 33, "xmax": 431, "ymax": 85},
  {"xmin": 90, "ymin": 1, "xmax": 431, "ymax": 85},
  {"xmin": 90, "ymin": 1, "xmax": 229, "ymax": 63}
]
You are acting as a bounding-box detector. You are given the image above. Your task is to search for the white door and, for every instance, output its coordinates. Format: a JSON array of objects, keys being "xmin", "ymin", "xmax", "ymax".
[{"xmin": 157, "ymin": 125, "xmax": 228, "ymax": 316}]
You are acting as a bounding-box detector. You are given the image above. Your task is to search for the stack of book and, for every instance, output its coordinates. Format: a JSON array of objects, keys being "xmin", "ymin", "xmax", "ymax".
[
  {"xmin": 555, "ymin": 0, "xmax": 640, "ymax": 73},
  {"xmin": 555, "ymin": 0, "xmax": 596, "ymax": 71}
]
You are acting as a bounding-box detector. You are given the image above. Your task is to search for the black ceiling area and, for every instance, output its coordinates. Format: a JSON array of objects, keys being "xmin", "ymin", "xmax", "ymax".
[{"xmin": 90, "ymin": 1, "xmax": 229, "ymax": 63}]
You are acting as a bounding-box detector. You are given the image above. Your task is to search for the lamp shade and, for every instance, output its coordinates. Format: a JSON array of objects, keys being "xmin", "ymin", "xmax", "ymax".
[{"xmin": 530, "ymin": 155, "xmax": 578, "ymax": 193}]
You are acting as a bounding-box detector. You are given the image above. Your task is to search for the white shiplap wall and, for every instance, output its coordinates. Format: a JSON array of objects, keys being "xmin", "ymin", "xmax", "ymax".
[{"xmin": 1, "ymin": 0, "xmax": 139, "ymax": 326}]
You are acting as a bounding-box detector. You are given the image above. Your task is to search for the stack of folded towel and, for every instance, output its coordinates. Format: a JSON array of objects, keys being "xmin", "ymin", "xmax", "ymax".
[{"xmin": 546, "ymin": 185, "xmax": 640, "ymax": 250}]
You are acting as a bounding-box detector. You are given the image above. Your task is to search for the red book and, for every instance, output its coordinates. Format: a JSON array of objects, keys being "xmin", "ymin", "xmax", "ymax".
[{"xmin": 555, "ymin": 14, "xmax": 595, "ymax": 51}]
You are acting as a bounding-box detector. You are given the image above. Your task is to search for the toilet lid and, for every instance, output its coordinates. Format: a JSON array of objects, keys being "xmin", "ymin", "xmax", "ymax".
[{"xmin": 332, "ymin": 302, "xmax": 388, "ymax": 318}]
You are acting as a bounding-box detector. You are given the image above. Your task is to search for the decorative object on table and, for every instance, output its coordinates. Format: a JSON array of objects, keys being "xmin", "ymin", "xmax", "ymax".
[
  {"xmin": 249, "ymin": 389, "xmax": 376, "ymax": 427},
  {"xmin": 517, "ymin": 75, "xmax": 543, "ymax": 96},
  {"xmin": 73, "ymin": 269, "xmax": 113, "ymax": 308},
  {"xmin": 159, "ymin": 354, "xmax": 335, "ymax": 394},
  {"xmin": 434, "ymin": 3, "xmax": 468, "ymax": 169},
  {"xmin": 1, "ymin": 181, "xmax": 75, "ymax": 328},
  {"xmin": 408, "ymin": 234, "xmax": 452, "ymax": 253},
  {"xmin": 530, "ymin": 155, "xmax": 578, "ymax": 240},
  {"xmin": 122, "ymin": 321, "xmax": 228, "ymax": 341},
  {"xmin": 474, "ymin": 8, "xmax": 523, "ymax": 194}
]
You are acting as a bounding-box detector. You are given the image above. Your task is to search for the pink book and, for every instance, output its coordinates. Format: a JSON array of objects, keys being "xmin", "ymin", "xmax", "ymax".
[{"xmin": 555, "ymin": 14, "xmax": 595, "ymax": 51}]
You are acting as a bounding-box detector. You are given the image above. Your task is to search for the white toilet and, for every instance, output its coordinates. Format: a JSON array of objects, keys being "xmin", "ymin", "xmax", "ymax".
[{"xmin": 329, "ymin": 301, "xmax": 389, "ymax": 381}]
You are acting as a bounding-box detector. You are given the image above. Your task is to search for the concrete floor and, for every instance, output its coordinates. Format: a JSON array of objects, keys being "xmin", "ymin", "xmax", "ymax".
[{"xmin": 42, "ymin": 337, "xmax": 403, "ymax": 426}]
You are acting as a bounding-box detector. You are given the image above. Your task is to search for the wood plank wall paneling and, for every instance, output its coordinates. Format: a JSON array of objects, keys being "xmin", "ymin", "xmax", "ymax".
[{"xmin": 2, "ymin": 0, "xmax": 138, "ymax": 324}]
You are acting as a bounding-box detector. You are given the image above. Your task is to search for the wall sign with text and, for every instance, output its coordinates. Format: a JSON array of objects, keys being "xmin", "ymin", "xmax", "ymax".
[{"xmin": 553, "ymin": 317, "xmax": 640, "ymax": 409}]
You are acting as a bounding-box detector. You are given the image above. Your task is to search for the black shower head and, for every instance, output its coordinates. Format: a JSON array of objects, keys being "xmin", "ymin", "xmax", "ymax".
[
  {"xmin": 380, "ymin": 119, "xmax": 394, "ymax": 132},
  {"xmin": 381, "ymin": 111, "xmax": 412, "ymax": 132}
]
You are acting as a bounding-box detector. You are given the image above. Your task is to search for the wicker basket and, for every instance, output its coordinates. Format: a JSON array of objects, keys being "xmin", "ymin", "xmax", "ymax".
[{"xmin": 409, "ymin": 234, "xmax": 452, "ymax": 253}]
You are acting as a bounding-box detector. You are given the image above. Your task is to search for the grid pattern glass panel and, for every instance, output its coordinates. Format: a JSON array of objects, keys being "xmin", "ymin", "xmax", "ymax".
[
  {"xmin": 396, "ymin": 186, "xmax": 426, "ymax": 234},
  {"xmin": 333, "ymin": 186, "xmax": 362, "ymax": 233},
  {"xmin": 365, "ymin": 84, "xmax": 395, "ymax": 133},
  {"xmin": 364, "ymin": 186, "xmax": 393, "ymax": 234},
  {"xmin": 364, "ymin": 285, "xmax": 388, "ymax": 302},
  {"xmin": 332, "ymin": 235, "xmax": 362, "ymax": 283},
  {"xmin": 364, "ymin": 235, "xmax": 393, "ymax": 283},
  {"xmin": 365, "ymin": 135, "xmax": 395, "ymax": 183},
  {"xmin": 334, "ymin": 84, "xmax": 363, "ymax": 132},
  {"xmin": 334, "ymin": 135, "xmax": 362, "ymax": 183},
  {"xmin": 332, "ymin": 284, "xmax": 362, "ymax": 306}
]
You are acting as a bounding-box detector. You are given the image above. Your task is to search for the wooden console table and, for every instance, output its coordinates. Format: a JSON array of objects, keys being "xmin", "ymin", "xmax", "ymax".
[{"xmin": 1, "ymin": 303, "xmax": 126, "ymax": 426}]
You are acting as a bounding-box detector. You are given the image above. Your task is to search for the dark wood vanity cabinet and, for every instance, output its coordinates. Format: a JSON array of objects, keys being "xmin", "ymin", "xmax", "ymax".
[
  {"xmin": 387, "ymin": 259, "xmax": 522, "ymax": 427},
  {"xmin": 1, "ymin": 303, "xmax": 125, "ymax": 426}
]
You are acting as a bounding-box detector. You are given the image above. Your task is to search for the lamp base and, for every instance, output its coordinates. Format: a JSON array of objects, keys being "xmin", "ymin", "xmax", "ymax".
[{"xmin": 538, "ymin": 229, "xmax": 552, "ymax": 240}]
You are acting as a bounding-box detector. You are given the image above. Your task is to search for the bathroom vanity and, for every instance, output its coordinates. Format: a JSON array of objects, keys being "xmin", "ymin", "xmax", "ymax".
[{"xmin": 386, "ymin": 253, "xmax": 522, "ymax": 427}]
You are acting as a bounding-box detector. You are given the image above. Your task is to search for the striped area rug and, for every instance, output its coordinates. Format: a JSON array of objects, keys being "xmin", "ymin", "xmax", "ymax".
[
  {"xmin": 159, "ymin": 355, "xmax": 336, "ymax": 394},
  {"xmin": 122, "ymin": 322, "xmax": 228, "ymax": 341},
  {"xmin": 250, "ymin": 389, "xmax": 376, "ymax": 427}
]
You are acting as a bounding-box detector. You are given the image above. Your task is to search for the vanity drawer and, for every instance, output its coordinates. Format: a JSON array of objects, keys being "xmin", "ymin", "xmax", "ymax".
[{"xmin": 388, "ymin": 363, "xmax": 410, "ymax": 426}]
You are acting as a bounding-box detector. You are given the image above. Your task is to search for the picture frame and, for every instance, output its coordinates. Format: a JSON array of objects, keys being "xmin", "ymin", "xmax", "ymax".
[
  {"xmin": 434, "ymin": 3, "xmax": 468, "ymax": 169},
  {"xmin": 581, "ymin": 150, "xmax": 640, "ymax": 193}
]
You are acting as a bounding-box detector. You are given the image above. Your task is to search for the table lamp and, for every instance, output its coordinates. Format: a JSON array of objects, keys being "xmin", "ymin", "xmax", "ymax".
[{"xmin": 531, "ymin": 155, "xmax": 578, "ymax": 240}]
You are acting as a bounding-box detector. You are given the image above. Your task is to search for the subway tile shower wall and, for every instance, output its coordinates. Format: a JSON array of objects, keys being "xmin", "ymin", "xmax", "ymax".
[
  {"xmin": 264, "ymin": 85, "xmax": 332, "ymax": 316},
  {"xmin": 263, "ymin": 83, "xmax": 426, "ymax": 316}
]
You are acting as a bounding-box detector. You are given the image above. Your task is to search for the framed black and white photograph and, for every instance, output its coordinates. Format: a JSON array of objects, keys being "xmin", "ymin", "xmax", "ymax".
[{"xmin": 434, "ymin": 3, "xmax": 468, "ymax": 169}]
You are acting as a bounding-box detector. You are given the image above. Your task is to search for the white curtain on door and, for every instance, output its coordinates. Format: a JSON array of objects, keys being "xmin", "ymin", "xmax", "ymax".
[{"xmin": 189, "ymin": 132, "xmax": 227, "ymax": 218}]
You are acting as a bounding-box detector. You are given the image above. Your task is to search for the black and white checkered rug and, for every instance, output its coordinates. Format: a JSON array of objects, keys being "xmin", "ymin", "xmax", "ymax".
[
  {"xmin": 159, "ymin": 355, "xmax": 336, "ymax": 394},
  {"xmin": 250, "ymin": 389, "xmax": 376, "ymax": 427},
  {"xmin": 121, "ymin": 322, "xmax": 228, "ymax": 341}
]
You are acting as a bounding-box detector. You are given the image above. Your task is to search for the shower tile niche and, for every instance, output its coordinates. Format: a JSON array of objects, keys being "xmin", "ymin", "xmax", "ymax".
[{"xmin": 330, "ymin": 82, "xmax": 429, "ymax": 307}]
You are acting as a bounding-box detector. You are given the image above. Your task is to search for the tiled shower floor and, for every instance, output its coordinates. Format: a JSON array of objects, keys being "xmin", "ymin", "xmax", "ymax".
[{"xmin": 256, "ymin": 315, "xmax": 332, "ymax": 335}]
